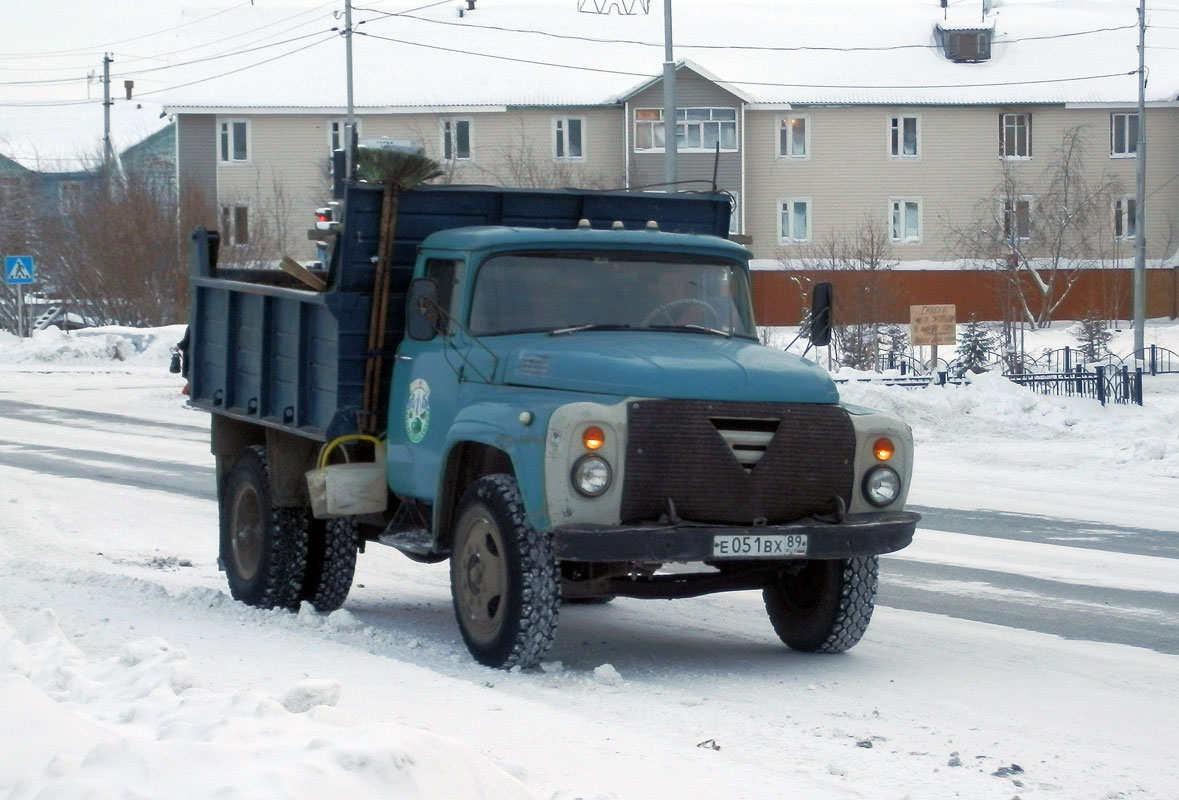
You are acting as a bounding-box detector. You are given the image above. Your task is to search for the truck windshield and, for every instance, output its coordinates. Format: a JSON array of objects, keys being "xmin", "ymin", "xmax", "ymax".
[{"xmin": 468, "ymin": 251, "xmax": 758, "ymax": 338}]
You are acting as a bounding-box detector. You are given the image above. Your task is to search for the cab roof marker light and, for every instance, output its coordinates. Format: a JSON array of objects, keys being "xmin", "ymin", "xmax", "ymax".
[
  {"xmin": 611, "ymin": 220, "xmax": 624, "ymax": 229},
  {"xmin": 577, "ymin": 218, "xmax": 592, "ymax": 229},
  {"xmin": 645, "ymin": 220, "xmax": 659, "ymax": 231}
]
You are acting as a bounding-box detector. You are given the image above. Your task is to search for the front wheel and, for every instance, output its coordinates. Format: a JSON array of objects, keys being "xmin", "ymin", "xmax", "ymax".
[
  {"xmin": 449, "ymin": 474, "xmax": 560, "ymax": 669},
  {"xmin": 763, "ymin": 556, "xmax": 879, "ymax": 653},
  {"xmin": 220, "ymin": 445, "xmax": 309, "ymax": 610}
]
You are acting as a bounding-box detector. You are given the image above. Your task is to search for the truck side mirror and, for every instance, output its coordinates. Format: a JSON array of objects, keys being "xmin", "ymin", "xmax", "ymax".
[
  {"xmin": 810, "ymin": 282, "xmax": 833, "ymax": 347},
  {"xmin": 406, "ymin": 278, "xmax": 441, "ymax": 341}
]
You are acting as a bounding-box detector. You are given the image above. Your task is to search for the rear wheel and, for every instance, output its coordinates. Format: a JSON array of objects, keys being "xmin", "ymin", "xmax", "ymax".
[
  {"xmin": 763, "ymin": 556, "xmax": 878, "ymax": 653},
  {"xmin": 220, "ymin": 445, "xmax": 308, "ymax": 610},
  {"xmin": 301, "ymin": 516, "xmax": 360, "ymax": 612},
  {"xmin": 450, "ymin": 474, "xmax": 560, "ymax": 669}
]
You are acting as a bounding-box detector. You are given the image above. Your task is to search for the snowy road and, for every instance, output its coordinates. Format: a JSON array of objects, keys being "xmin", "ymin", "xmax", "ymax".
[
  {"xmin": 4, "ymin": 392, "xmax": 1174, "ymax": 654},
  {"xmin": 3, "ymin": 343, "xmax": 1179, "ymax": 799}
]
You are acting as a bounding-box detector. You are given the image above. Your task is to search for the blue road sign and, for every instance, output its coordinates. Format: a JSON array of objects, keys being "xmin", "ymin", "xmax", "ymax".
[{"xmin": 4, "ymin": 255, "xmax": 35, "ymax": 285}]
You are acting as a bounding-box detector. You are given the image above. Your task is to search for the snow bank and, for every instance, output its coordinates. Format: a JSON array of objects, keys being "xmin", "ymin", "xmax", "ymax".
[{"xmin": 0, "ymin": 609, "xmax": 534, "ymax": 800}]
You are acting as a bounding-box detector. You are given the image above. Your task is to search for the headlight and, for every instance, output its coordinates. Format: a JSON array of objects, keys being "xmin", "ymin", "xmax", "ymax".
[
  {"xmin": 862, "ymin": 466, "xmax": 901, "ymax": 507},
  {"xmin": 571, "ymin": 454, "xmax": 612, "ymax": 497}
]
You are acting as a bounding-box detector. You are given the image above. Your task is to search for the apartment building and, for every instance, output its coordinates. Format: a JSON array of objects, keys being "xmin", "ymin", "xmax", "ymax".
[{"xmin": 162, "ymin": 0, "xmax": 1179, "ymax": 318}]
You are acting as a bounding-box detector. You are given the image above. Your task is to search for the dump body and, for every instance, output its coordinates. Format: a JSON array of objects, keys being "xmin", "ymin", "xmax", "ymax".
[{"xmin": 187, "ymin": 183, "xmax": 732, "ymax": 441}]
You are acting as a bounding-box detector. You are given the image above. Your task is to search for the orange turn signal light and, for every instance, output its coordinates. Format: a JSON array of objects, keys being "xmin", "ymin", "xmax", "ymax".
[
  {"xmin": 582, "ymin": 426, "xmax": 606, "ymax": 450},
  {"xmin": 873, "ymin": 438, "xmax": 894, "ymax": 461}
]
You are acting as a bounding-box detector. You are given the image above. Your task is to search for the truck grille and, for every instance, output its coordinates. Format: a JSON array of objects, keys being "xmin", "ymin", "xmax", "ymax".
[{"xmin": 621, "ymin": 400, "xmax": 855, "ymax": 525}]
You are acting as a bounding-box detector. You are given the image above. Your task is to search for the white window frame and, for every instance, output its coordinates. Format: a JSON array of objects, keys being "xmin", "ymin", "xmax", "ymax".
[
  {"xmin": 553, "ymin": 117, "xmax": 586, "ymax": 161},
  {"xmin": 218, "ymin": 119, "xmax": 250, "ymax": 164},
  {"xmin": 329, "ymin": 119, "xmax": 361, "ymax": 154},
  {"xmin": 889, "ymin": 198, "xmax": 922, "ymax": 244},
  {"xmin": 1110, "ymin": 112, "xmax": 1139, "ymax": 158},
  {"xmin": 999, "ymin": 195, "xmax": 1033, "ymax": 242},
  {"xmin": 442, "ymin": 118, "xmax": 472, "ymax": 161},
  {"xmin": 220, "ymin": 202, "xmax": 250, "ymax": 247},
  {"xmin": 888, "ymin": 115, "xmax": 920, "ymax": 159},
  {"xmin": 777, "ymin": 197, "xmax": 811, "ymax": 244},
  {"xmin": 776, "ymin": 114, "xmax": 809, "ymax": 160},
  {"xmin": 633, "ymin": 107, "xmax": 737, "ymax": 153},
  {"xmin": 1000, "ymin": 113, "xmax": 1032, "ymax": 160},
  {"xmin": 1114, "ymin": 196, "xmax": 1138, "ymax": 240}
]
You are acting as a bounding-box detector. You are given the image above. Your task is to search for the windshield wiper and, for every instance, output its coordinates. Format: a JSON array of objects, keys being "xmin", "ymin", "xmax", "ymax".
[
  {"xmin": 646, "ymin": 323, "xmax": 734, "ymax": 338},
  {"xmin": 549, "ymin": 323, "xmax": 633, "ymax": 336}
]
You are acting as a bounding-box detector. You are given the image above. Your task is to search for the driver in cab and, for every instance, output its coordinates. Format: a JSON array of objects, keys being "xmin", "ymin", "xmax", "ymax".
[{"xmin": 643, "ymin": 265, "xmax": 714, "ymax": 327}]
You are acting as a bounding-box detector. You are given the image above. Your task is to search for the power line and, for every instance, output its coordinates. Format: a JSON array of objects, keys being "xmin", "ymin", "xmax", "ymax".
[
  {"xmin": 356, "ymin": 30, "xmax": 1136, "ymax": 91},
  {"xmin": 0, "ymin": 34, "xmax": 338, "ymax": 106},
  {"xmin": 0, "ymin": 2, "xmax": 335, "ymax": 79},
  {"xmin": 134, "ymin": 35, "xmax": 338, "ymax": 98},
  {"xmin": 355, "ymin": 8, "xmax": 1137, "ymax": 54},
  {"xmin": 0, "ymin": 2, "xmax": 255, "ymax": 60},
  {"xmin": 0, "ymin": 30, "xmax": 335, "ymax": 88}
]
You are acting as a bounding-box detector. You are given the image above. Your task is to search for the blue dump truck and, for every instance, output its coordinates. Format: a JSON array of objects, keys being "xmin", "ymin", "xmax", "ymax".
[{"xmin": 186, "ymin": 181, "xmax": 919, "ymax": 668}]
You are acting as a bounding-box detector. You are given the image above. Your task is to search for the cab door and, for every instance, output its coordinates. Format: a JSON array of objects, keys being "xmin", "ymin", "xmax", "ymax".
[{"xmin": 385, "ymin": 258, "xmax": 464, "ymax": 501}]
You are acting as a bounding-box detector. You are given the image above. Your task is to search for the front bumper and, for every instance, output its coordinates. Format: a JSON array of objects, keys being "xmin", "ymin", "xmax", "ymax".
[{"xmin": 552, "ymin": 511, "xmax": 920, "ymax": 563}]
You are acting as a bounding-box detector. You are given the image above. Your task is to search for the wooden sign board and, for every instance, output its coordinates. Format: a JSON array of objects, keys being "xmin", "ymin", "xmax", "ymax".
[{"xmin": 910, "ymin": 304, "xmax": 957, "ymax": 346}]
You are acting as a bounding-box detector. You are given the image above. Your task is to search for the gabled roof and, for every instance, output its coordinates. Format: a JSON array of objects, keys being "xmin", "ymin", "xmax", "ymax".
[{"xmin": 616, "ymin": 59, "xmax": 759, "ymax": 105}]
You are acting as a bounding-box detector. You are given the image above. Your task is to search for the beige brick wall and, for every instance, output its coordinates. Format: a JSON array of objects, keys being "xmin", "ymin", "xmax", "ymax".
[
  {"xmin": 211, "ymin": 108, "xmax": 628, "ymax": 259},
  {"xmin": 743, "ymin": 104, "xmax": 1178, "ymax": 263},
  {"xmin": 197, "ymin": 102, "xmax": 1177, "ymax": 264}
]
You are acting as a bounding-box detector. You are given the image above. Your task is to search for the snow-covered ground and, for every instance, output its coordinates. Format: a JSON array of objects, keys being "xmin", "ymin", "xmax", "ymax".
[{"xmin": 1, "ymin": 322, "xmax": 1178, "ymax": 800}]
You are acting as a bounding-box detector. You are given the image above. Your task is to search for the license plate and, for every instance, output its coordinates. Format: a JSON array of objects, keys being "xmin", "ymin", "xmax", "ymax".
[{"xmin": 711, "ymin": 534, "xmax": 808, "ymax": 558}]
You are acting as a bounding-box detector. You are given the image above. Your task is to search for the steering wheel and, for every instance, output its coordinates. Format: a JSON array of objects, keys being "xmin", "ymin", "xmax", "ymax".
[{"xmin": 641, "ymin": 298, "xmax": 722, "ymax": 327}]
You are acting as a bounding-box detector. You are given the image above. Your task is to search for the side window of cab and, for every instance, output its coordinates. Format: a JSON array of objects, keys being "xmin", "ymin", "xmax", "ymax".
[{"xmin": 424, "ymin": 258, "xmax": 462, "ymax": 334}]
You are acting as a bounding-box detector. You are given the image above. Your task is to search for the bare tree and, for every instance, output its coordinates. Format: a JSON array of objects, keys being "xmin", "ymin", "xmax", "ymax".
[
  {"xmin": 37, "ymin": 165, "xmax": 189, "ymax": 326},
  {"xmin": 486, "ymin": 118, "xmax": 613, "ymax": 190},
  {"xmin": 0, "ymin": 170, "xmax": 39, "ymax": 332},
  {"xmin": 948, "ymin": 126, "xmax": 1122, "ymax": 328},
  {"xmin": 796, "ymin": 216, "xmax": 897, "ymax": 369}
]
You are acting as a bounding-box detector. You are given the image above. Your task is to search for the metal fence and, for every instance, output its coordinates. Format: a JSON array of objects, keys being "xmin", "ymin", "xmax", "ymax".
[{"xmin": 839, "ymin": 362, "xmax": 1144, "ymax": 406}]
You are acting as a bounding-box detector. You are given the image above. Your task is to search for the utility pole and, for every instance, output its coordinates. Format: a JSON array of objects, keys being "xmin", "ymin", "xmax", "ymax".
[
  {"xmin": 344, "ymin": 0, "xmax": 356, "ymax": 185},
  {"xmin": 662, "ymin": 0, "xmax": 676, "ymax": 191},
  {"xmin": 1132, "ymin": 0, "xmax": 1147, "ymax": 361},
  {"xmin": 102, "ymin": 53, "xmax": 114, "ymax": 173}
]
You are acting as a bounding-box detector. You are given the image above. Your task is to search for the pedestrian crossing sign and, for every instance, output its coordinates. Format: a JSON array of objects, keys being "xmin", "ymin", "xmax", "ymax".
[{"xmin": 4, "ymin": 255, "xmax": 35, "ymax": 285}]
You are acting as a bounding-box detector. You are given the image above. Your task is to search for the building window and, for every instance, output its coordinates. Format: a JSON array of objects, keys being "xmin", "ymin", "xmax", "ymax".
[
  {"xmin": 1000, "ymin": 196, "xmax": 1032, "ymax": 242},
  {"xmin": 944, "ymin": 30, "xmax": 991, "ymax": 62},
  {"xmin": 1000, "ymin": 113, "xmax": 1031, "ymax": 159},
  {"xmin": 778, "ymin": 198, "xmax": 811, "ymax": 243},
  {"xmin": 777, "ymin": 115, "xmax": 808, "ymax": 159},
  {"xmin": 554, "ymin": 118, "xmax": 584, "ymax": 160},
  {"xmin": 634, "ymin": 107, "xmax": 737, "ymax": 153},
  {"xmin": 890, "ymin": 198, "xmax": 921, "ymax": 243},
  {"xmin": 329, "ymin": 119, "xmax": 360, "ymax": 154},
  {"xmin": 1114, "ymin": 197, "xmax": 1137, "ymax": 240},
  {"xmin": 56, "ymin": 180, "xmax": 89, "ymax": 213},
  {"xmin": 889, "ymin": 115, "xmax": 919, "ymax": 158},
  {"xmin": 221, "ymin": 203, "xmax": 250, "ymax": 246},
  {"xmin": 443, "ymin": 119, "xmax": 471, "ymax": 161},
  {"xmin": 1111, "ymin": 112, "xmax": 1139, "ymax": 158},
  {"xmin": 219, "ymin": 120, "xmax": 249, "ymax": 163}
]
